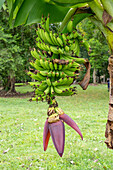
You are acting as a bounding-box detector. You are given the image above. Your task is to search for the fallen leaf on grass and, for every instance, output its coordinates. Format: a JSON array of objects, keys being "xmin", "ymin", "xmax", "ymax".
[
  {"xmin": 70, "ymin": 160, "xmax": 75, "ymax": 165},
  {"xmin": 3, "ymin": 148, "xmax": 10, "ymax": 154},
  {"xmin": 94, "ymin": 148, "xmax": 98, "ymax": 151},
  {"xmin": 94, "ymin": 159, "xmax": 98, "ymax": 163}
]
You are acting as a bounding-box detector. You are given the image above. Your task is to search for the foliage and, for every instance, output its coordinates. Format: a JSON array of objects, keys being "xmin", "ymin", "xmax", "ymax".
[
  {"xmin": 0, "ymin": 5, "xmax": 37, "ymax": 91},
  {"xmin": 0, "ymin": 84, "xmax": 111, "ymax": 169},
  {"xmin": 77, "ymin": 19, "xmax": 109, "ymax": 81}
]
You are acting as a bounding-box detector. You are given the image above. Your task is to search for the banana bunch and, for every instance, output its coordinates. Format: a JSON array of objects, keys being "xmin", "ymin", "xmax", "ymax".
[
  {"xmin": 28, "ymin": 48, "xmax": 81, "ymax": 102},
  {"xmin": 28, "ymin": 15, "xmax": 88, "ymax": 104}
]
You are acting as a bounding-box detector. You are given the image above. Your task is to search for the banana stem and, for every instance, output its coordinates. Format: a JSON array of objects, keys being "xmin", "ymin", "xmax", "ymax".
[
  {"xmin": 88, "ymin": 1, "xmax": 104, "ymax": 22},
  {"xmin": 58, "ymin": 8, "xmax": 77, "ymax": 33},
  {"xmin": 74, "ymin": 58, "xmax": 86, "ymax": 64},
  {"xmin": 100, "ymin": 0, "xmax": 113, "ymax": 18},
  {"xmin": 89, "ymin": 16, "xmax": 113, "ymax": 53}
]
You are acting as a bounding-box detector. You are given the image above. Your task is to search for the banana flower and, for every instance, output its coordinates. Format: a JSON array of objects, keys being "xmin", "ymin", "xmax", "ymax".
[{"xmin": 43, "ymin": 107, "xmax": 83, "ymax": 157}]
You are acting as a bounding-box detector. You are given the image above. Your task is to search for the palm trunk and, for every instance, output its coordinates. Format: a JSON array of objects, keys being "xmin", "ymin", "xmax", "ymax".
[
  {"xmin": 104, "ymin": 24, "xmax": 113, "ymax": 147},
  {"xmin": 105, "ymin": 52, "xmax": 113, "ymax": 148},
  {"xmin": 88, "ymin": 2, "xmax": 113, "ymax": 147}
]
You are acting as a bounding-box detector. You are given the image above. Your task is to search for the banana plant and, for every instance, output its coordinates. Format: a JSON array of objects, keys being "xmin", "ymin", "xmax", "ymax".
[{"xmin": 6, "ymin": 0, "xmax": 113, "ymax": 151}]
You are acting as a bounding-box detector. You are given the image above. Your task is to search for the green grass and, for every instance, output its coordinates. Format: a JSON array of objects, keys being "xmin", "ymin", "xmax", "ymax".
[
  {"xmin": 0, "ymin": 84, "xmax": 112, "ymax": 170},
  {"xmin": 15, "ymin": 85, "xmax": 33, "ymax": 93}
]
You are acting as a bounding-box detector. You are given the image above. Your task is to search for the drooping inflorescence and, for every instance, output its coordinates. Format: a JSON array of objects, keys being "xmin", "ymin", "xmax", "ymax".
[{"xmin": 28, "ymin": 15, "xmax": 90, "ymax": 157}]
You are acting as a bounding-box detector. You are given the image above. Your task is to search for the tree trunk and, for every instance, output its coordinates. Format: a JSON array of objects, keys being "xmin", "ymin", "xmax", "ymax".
[
  {"xmin": 105, "ymin": 54, "xmax": 113, "ymax": 148},
  {"xmin": 3, "ymin": 73, "xmax": 16, "ymax": 94},
  {"xmin": 93, "ymin": 68, "xmax": 96, "ymax": 84},
  {"xmin": 9, "ymin": 76, "xmax": 16, "ymax": 93}
]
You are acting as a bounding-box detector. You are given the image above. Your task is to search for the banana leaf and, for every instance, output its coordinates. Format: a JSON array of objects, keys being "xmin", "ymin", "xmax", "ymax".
[
  {"xmin": 0, "ymin": 0, "xmax": 5, "ymax": 9},
  {"xmin": 73, "ymin": 13, "xmax": 93, "ymax": 27},
  {"xmin": 7, "ymin": 0, "xmax": 69, "ymax": 27},
  {"xmin": 49, "ymin": 0, "xmax": 93, "ymax": 7},
  {"xmin": 50, "ymin": 0, "xmax": 93, "ymax": 3}
]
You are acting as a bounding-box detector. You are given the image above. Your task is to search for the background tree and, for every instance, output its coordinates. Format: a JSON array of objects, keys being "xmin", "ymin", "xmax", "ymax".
[
  {"xmin": 0, "ymin": 4, "xmax": 37, "ymax": 93},
  {"xmin": 4, "ymin": 0, "xmax": 113, "ymax": 149},
  {"xmin": 77, "ymin": 19, "xmax": 109, "ymax": 83}
]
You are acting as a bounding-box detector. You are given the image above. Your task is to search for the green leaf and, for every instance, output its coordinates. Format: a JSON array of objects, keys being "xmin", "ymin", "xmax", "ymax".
[
  {"xmin": 0, "ymin": 0, "xmax": 5, "ymax": 9},
  {"xmin": 14, "ymin": 0, "xmax": 37, "ymax": 26},
  {"xmin": 9, "ymin": 0, "xmax": 24, "ymax": 27},
  {"xmin": 26, "ymin": 0, "xmax": 69, "ymax": 25},
  {"xmin": 7, "ymin": 0, "xmax": 69, "ymax": 26},
  {"xmin": 50, "ymin": 0, "xmax": 93, "ymax": 7},
  {"xmin": 7, "ymin": 0, "xmax": 13, "ymax": 13},
  {"xmin": 73, "ymin": 13, "xmax": 92, "ymax": 27}
]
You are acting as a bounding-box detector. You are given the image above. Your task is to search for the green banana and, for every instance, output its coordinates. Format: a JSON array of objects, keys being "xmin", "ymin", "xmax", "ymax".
[
  {"xmin": 51, "ymin": 71, "xmax": 56, "ymax": 77},
  {"xmin": 41, "ymin": 15, "xmax": 44, "ymax": 26},
  {"xmin": 57, "ymin": 77, "xmax": 73, "ymax": 86},
  {"xmin": 59, "ymin": 72, "xmax": 66, "ymax": 78},
  {"xmin": 39, "ymin": 70, "xmax": 48, "ymax": 76},
  {"xmin": 37, "ymin": 25, "xmax": 44, "ymax": 41},
  {"xmin": 52, "ymin": 33, "xmax": 60, "ymax": 46},
  {"xmin": 31, "ymin": 49, "xmax": 40, "ymax": 60},
  {"xmin": 36, "ymin": 72, "xmax": 47, "ymax": 80},
  {"xmin": 44, "ymin": 59, "xmax": 50, "ymax": 70},
  {"xmin": 49, "ymin": 31, "xmax": 58, "ymax": 45},
  {"xmin": 44, "ymin": 31, "xmax": 53, "ymax": 45},
  {"xmin": 45, "ymin": 14, "xmax": 50, "ymax": 32},
  {"xmin": 39, "ymin": 58, "xmax": 47, "ymax": 69},
  {"xmin": 69, "ymin": 39, "xmax": 79, "ymax": 54},
  {"xmin": 61, "ymin": 63, "xmax": 69, "ymax": 71},
  {"xmin": 50, "ymin": 86, "xmax": 54, "ymax": 94},
  {"xmin": 56, "ymin": 36, "xmax": 63, "ymax": 47},
  {"xmin": 54, "ymin": 62, "xmax": 58, "ymax": 70},
  {"xmin": 33, "ymin": 61, "xmax": 45, "ymax": 71},
  {"xmin": 55, "ymin": 71, "xmax": 59, "ymax": 78},
  {"xmin": 29, "ymin": 81, "xmax": 41, "ymax": 87},
  {"xmin": 61, "ymin": 61, "xmax": 74, "ymax": 71},
  {"xmin": 27, "ymin": 71, "xmax": 41, "ymax": 81},
  {"xmin": 46, "ymin": 77, "xmax": 51, "ymax": 86},
  {"xmin": 44, "ymin": 86, "xmax": 50, "ymax": 95},
  {"xmin": 50, "ymin": 46, "xmax": 59, "ymax": 54},
  {"xmin": 54, "ymin": 86, "xmax": 63, "ymax": 94},
  {"xmin": 31, "ymin": 96, "xmax": 42, "ymax": 102},
  {"xmin": 41, "ymin": 29, "xmax": 49, "ymax": 44},
  {"xmin": 40, "ymin": 42, "xmax": 47, "ymax": 51},
  {"xmin": 65, "ymin": 45, "xmax": 70, "ymax": 52},
  {"xmin": 49, "ymin": 61, "xmax": 54, "ymax": 70},
  {"xmin": 47, "ymin": 71, "xmax": 52, "ymax": 77},
  {"xmin": 58, "ymin": 48, "xmax": 64, "ymax": 54},
  {"xmin": 36, "ymin": 42, "xmax": 42, "ymax": 50},
  {"xmin": 74, "ymin": 58, "xmax": 86, "ymax": 64},
  {"xmin": 61, "ymin": 33, "xmax": 67, "ymax": 45},
  {"xmin": 52, "ymin": 77, "xmax": 72, "ymax": 86},
  {"xmin": 38, "ymin": 82, "xmax": 48, "ymax": 91},
  {"xmin": 56, "ymin": 85, "xmax": 69, "ymax": 91},
  {"xmin": 81, "ymin": 40, "xmax": 90, "ymax": 51},
  {"xmin": 72, "ymin": 31, "xmax": 79, "ymax": 39},
  {"xmin": 67, "ymin": 19, "xmax": 73, "ymax": 33},
  {"xmin": 56, "ymin": 90, "xmax": 75, "ymax": 96},
  {"xmin": 38, "ymin": 50, "xmax": 45, "ymax": 57},
  {"xmin": 68, "ymin": 66, "xmax": 79, "ymax": 72},
  {"xmin": 58, "ymin": 64, "xmax": 63, "ymax": 71},
  {"xmin": 63, "ymin": 70, "xmax": 76, "ymax": 77}
]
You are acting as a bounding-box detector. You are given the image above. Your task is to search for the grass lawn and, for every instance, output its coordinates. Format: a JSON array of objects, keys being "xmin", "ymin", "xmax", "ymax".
[{"xmin": 0, "ymin": 84, "xmax": 112, "ymax": 169}]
